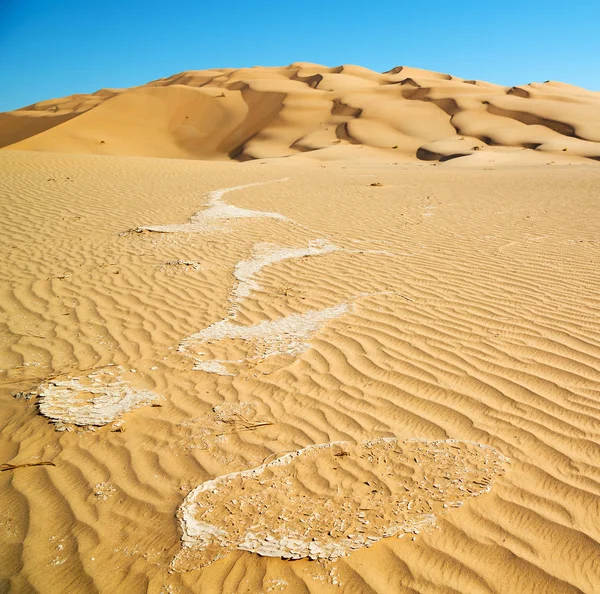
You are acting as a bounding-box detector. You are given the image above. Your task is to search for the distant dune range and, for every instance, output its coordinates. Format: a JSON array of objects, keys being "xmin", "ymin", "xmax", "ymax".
[{"xmin": 2, "ymin": 63, "xmax": 600, "ymax": 162}]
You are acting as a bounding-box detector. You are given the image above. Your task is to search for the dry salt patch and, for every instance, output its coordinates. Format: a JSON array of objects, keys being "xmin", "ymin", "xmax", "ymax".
[
  {"xmin": 132, "ymin": 179, "xmax": 290, "ymax": 234},
  {"xmin": 177, "ymin": 402, "xmax": 273, "ymax": 461},
  {"xmin": 20, "ymin": 367, "xmax": 161, "ymax": 430},
  {"xmin": 192, "ymin": 360, "xmax": 237, "ymax": 376},
  {"xmin": 157, "ymin": 260, "xmax": 202, "ymax": 273},
  {"xmin": 179, "ymin": 303, "xmax": 350, "ymax": 375},
  {"xmin": 94, "ymin": 482, "xmax": 116, "ymax": 501},
  {"xmin": 231, "ymin": 239, "xmax": 339, "ymax": 305},
  {"xmin": 172, "ymin": 438, "xmax": 508, "ymax": 570},
  {"xmin": 178, "ymin": 401, "xmax": 263, "ymax": 431},
  {"xmin": 266, "ymin": 579, "xmax": 289, "ymax": 592}
]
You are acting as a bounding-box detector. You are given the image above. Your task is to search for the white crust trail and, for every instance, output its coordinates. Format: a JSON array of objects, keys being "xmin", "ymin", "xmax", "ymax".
[
  {"xmin": 181, "ymin": 292, "xmax": 413, "ymax": 376},
  {"xmin": 180, "ymin": 302, "xmax": 351, "ymax": 374},
  {"xmin": 230, "ymin": 239, "xmax": 339, "ymax": 307},
  {"xmin": 133, "ymin": 179, "xmax": 290, "ymax": 234}
]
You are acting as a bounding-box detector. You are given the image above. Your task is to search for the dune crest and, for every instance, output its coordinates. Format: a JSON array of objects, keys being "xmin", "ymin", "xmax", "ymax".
[{"xmin": 2, "ymin": 63, "xmax": 599, "ymax": 162}]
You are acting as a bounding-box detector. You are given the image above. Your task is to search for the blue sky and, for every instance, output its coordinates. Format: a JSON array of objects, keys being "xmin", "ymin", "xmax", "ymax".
[{"xmin": 1, "ymin": 0, "xmax": 598, "ymax": 111}]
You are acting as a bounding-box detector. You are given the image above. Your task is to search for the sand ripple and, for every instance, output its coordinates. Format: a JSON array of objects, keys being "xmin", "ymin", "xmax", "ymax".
[{"xmin": 2, "ymin": 150, "xmax": 600, "ymax": 593}]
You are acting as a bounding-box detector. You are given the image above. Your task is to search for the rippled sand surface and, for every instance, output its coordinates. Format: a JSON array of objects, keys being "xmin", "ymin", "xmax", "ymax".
[{"xmin": 1, "ymin": 149, "xmax": 600, "ymax": 593}]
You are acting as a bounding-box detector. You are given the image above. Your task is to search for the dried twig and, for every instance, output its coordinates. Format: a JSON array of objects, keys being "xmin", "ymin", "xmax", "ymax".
[
  {"xmin": 1, "ymin": 461, "xmax": 56, "ymax": 472},
  {"xmin": 212, "ymin": 422, "xmax": 274, "ymax": 437},
  {"xmin": 3, "ymin": 363, "xmax": 116, "ymax": 388}
]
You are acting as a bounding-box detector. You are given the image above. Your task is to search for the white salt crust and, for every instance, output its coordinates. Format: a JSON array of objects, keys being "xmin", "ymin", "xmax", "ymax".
[
  {"xmin": 172, "ymin": 438, "xmax": 509, "ymax": 569},
  {"xmin": 31, "ymin": 368, "xmax": 160, "ymax": 428},
  {"xmin": 135, "ymin": 179, "xmax": 290, "ymax": 233},
  {"xmin": 182, "ymin": 292, "xmax": 414, "ymax": 376},
  {"xmin": 180, "ymin": 302, "xmax": 351, "ymax": 373},
  {"xmin": 231, "ymin": 239, "xmax": 339, "ymax": 306},
  {"xmin": 191, "ymin": 360, "xmax": 237, "ymax": 376}
]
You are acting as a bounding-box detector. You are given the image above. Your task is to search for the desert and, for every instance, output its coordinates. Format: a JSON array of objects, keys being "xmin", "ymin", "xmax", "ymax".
[{"xmin": 1, "ymin": 63, "xmax": 600, "ymax": 593}]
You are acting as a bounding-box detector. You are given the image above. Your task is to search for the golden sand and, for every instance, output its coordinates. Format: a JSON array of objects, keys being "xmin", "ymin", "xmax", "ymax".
[
  {"xmin": 2, "ymin": 63, "xmax": 599, "ymax": 163},
  {"xmin": 1, "ymin": 65, "xmax": 600, "ymax": 593}
]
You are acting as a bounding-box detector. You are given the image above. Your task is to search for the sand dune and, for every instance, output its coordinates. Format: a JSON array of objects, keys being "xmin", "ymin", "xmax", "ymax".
[
  {"xmin": 2, "ymin": 63, "xmax": 599, "ymax": 163},
  {"xmin": 1, "ymin": 62, "xmax": 600, "ymax": 594}
]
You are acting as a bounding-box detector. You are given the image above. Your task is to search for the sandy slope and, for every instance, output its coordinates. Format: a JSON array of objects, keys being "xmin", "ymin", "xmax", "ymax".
[
  {"xmin": 1, "ymin": 146, "xmax": 600, "ymax": 593},
  {"xmin": 1, "ymin": 64, "xmax": 599, "ymax": 163}
]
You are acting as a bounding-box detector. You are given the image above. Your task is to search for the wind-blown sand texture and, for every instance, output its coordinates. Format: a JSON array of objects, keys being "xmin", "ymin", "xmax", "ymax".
[
  {"xmin": 1, "ymin": 63, "xmax": 600, "ymax": 164},
  {"xmin": 1, "ymin": 65, "xmax": 600, "ymax": 593}
]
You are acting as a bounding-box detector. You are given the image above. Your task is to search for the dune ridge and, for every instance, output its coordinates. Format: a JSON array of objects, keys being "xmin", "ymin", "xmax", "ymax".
[{"xmin": 2, "ymin": 63, "xmax": 600, "ymax": 163}]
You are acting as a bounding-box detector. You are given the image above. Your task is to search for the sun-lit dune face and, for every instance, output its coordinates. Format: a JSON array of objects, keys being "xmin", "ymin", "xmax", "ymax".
[{"xmin": 2, "ymin": 63, "xmax": 599, "ymax": 162}]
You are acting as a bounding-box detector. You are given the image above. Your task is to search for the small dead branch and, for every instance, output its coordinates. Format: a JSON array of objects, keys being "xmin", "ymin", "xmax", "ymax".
[
  {"xmin": 4, "ymin": 363, "xmax": 116, "ymax": 388},
  {"xmin": 1, "ymin": 461, "xmax": 56, "ymax": 472},
  {"xmin": 260, "ymin": 449, "xmax": 297, "ymax": 466},
  {"xmin": 212, "ymin": 422, "xmax": 274, "ymax": 437}
]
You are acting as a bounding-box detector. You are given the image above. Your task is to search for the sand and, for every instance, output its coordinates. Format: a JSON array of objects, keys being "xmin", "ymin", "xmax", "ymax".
[
  {"xmin": 2, "ymin": 64, "xmax": 600, "ymax": 164},
  {"xmin": 1, "ymin": 65, "xmax": 600, "ymax": 594}
]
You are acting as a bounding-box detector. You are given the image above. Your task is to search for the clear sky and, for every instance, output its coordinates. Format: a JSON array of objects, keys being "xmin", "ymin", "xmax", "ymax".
[{"xmin": 1, "ymin": 0, "xmax": 599, "ymax": 111}]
